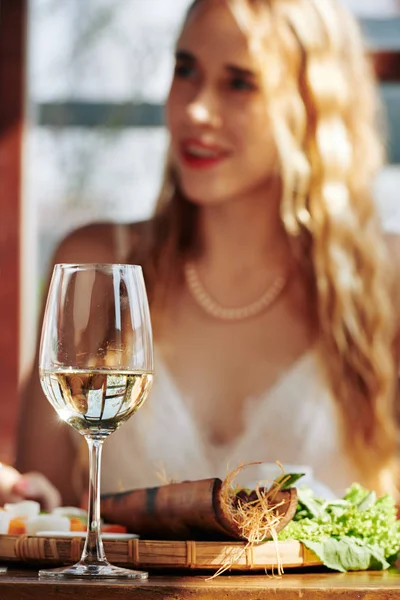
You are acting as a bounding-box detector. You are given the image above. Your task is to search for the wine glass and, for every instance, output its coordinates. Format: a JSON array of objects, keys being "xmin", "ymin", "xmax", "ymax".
[{"xmin": 38, "ymin": 263, "xmax": 154, "ymax": 579}]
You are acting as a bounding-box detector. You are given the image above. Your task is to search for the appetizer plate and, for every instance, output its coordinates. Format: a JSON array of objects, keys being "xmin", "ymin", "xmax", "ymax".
[{"xmin": 0, "ymin": 535, "xmax": 322, "ymax": 570}]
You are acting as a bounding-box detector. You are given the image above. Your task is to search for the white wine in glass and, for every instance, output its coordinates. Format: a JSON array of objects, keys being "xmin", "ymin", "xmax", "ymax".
[{"xmin": 38, "ymin": 264, "xmax": 154, "ymax": 579}]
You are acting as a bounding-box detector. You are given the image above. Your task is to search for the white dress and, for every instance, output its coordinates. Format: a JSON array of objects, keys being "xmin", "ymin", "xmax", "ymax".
[
  {"xmin": 101, "ymin": 348, "xmax": 359, "ymax": 498},
  {"xmin": 99, "ymin": 184, "xmax": 400, "ymax": 499}
]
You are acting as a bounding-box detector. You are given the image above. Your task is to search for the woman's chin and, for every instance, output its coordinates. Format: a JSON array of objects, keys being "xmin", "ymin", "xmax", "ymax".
[
  {"xmin": 179, "ymin": 180, "xmax": 233, "ymax": 207},
  {"xmin": 182, "ymin": 191, "xmax": 230, "ymax": 208}
]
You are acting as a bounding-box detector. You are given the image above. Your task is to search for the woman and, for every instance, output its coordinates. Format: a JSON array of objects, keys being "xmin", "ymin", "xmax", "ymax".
[{"xmin": 14, "ymin": 0, "xmax": 400, "ymax": 507}]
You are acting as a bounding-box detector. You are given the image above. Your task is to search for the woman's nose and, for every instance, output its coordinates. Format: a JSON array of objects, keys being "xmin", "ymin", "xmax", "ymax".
[{"xmin": 186, "ymin": 88, "xmax": 222, "ymax": 128}]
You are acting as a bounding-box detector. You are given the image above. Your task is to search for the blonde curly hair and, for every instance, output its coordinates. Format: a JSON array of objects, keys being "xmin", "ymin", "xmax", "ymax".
[{"xmin": 141, "ymin": 0, "xmax": 399, "ymax": 495}]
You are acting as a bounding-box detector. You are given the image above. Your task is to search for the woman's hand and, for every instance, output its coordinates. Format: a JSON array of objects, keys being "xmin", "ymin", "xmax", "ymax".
[{"xmin": 0, "ymin": 464, "xmax": 61, "ymax": 512}]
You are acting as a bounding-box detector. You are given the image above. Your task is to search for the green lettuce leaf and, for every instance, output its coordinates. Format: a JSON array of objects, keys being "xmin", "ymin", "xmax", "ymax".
[
  {"xmin": 302, "ymin": 537, "xmax": 390, "ymax": 572},
  {"xmin": 277, "ymin": 482, "xmax": 400, "ymax": 571}
]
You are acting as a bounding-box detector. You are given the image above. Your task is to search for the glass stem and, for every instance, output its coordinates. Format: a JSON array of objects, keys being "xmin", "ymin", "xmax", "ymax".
[{"xmin": 81, "ymin": 437, "xmax": 107, "ymax": 565}]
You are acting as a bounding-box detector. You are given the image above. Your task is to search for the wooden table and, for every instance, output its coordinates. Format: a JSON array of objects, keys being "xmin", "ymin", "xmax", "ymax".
[{"xmin": 1, "ymin": 568, "xmax": 400, "ymax": 599}]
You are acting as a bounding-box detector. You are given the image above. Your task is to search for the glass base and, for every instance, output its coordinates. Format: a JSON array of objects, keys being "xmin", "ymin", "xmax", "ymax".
[
  {"xmin": 39, "ymin": 561, "xmax": 148, "ymax": 580},
  {"xmin": 0, "ymin": 566, "xmax": 7, "ymax": 574}
]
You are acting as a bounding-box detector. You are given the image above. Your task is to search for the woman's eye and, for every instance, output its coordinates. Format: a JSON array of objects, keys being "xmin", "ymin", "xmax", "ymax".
[
  {"xmin": 174, "ymin": 64, "xmax": 196, "ymax": 79},
  {"xmin": 230, "ymin": 77, "xmax": 255, "ymax": 91}
]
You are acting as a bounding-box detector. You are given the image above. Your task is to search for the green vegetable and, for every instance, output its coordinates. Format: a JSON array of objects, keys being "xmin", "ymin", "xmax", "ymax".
[
  {"xmin": 273, "ymin": 472, "xmax": 306, "ymax": 490},
  {"xmin": 278, "ymin": 482, "xmax": 400, "ymax": 572}
]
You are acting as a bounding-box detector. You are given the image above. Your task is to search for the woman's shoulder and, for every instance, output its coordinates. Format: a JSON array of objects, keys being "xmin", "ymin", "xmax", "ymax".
[{"xmin": 53, "ymin": 220, "xmax": 154, "ymax": 265}]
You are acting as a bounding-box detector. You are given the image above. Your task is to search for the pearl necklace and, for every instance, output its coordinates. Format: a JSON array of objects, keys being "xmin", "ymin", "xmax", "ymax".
[{"xmin": 184, "ymin": 261, "xmax": 288, "ymax": 321}]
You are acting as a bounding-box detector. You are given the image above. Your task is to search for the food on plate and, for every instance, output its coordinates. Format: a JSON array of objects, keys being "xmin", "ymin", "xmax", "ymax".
[
  {"xmin": 0, "ymin": 501, "xmax": 87, "ymax": 535},
  {"xmin": 25, "ymin": 515, "xmax": 70, "ymax": 535},
  {"xmin": 4, "ymin": 500, "xmax": 40, "ymax": 520},
  {"xmin": 101, "ymin": 524, "xmax": 128, "ymax": 534},
  {"xmin": 0, "ymin": 502, "xmax": 127, "ymax": 535},
  {"xmin": 8, "ymin": 517, "xmax": 28, "ymax": 535},
  {"xmin": 278, "ymin": 482, "xmax": 400, "ymax": 572},
  {"xmin": 69, "ymin": 517, "xmax": 86, "ymax": 532},
  {"xmin": 52, "ymin": 506, "xmax": 87, "ymax": 519},
  {"xmin": 2, "ymin": 473, "xmax": 399, "ymax": 574}
]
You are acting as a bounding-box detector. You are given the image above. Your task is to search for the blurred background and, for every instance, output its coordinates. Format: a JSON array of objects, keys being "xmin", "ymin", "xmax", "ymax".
[{"xmin": 0, "ymin": 0, "xmax": 399, "ymax": 463}]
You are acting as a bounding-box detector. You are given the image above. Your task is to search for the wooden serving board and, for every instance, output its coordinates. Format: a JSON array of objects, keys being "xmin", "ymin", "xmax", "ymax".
[{"xmin": 0, "ymin": 535, "xmax": 322, "ymax": 571}]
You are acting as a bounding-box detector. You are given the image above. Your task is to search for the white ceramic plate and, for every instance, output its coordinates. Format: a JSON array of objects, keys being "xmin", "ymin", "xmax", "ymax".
[{"xmin": 35, "ymin": 531, "xmax": 138, "ymax": 540}]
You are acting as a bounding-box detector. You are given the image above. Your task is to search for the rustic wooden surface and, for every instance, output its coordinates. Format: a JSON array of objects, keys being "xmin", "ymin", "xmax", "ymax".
[{"xmin": 1, "ymin": 568, "xmax": 400, "ymax": 599}]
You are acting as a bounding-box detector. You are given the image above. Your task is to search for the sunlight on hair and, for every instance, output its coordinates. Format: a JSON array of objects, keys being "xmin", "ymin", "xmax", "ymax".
[
  {"xmin": 328, "ymin": 245, "xmax": 354, "ymax": 288},
  {"xmin": 316, "ymin": 119, "xmax": 352, "ymax": 174},
  {"xmin": 307, "ymin": 59, "xmax": 349, "ymax": 111},
  {"xmin": 322, "ymin": 182, "xmax": 350, "ymax": 217}
]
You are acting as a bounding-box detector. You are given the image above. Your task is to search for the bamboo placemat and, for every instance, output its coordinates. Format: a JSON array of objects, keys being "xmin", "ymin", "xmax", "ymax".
[{"xmin": 0, "ymin": 535, "xmax": 321, "ymax": 570}]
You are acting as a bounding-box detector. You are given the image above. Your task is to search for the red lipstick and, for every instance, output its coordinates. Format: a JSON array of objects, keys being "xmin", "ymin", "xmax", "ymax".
[{"xmin": 180, "ymin": 139, "xmax": 229, "ymax": 169}]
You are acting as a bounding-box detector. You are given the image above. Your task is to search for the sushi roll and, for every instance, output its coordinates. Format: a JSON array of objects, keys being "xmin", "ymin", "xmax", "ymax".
[
  {"xmin": 4, "ymin": 501, "xmax": 40, "ymax": 520},
  {"xmin": 25, "ymin": 515, "xmax": 70, "ymax": 536}
]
